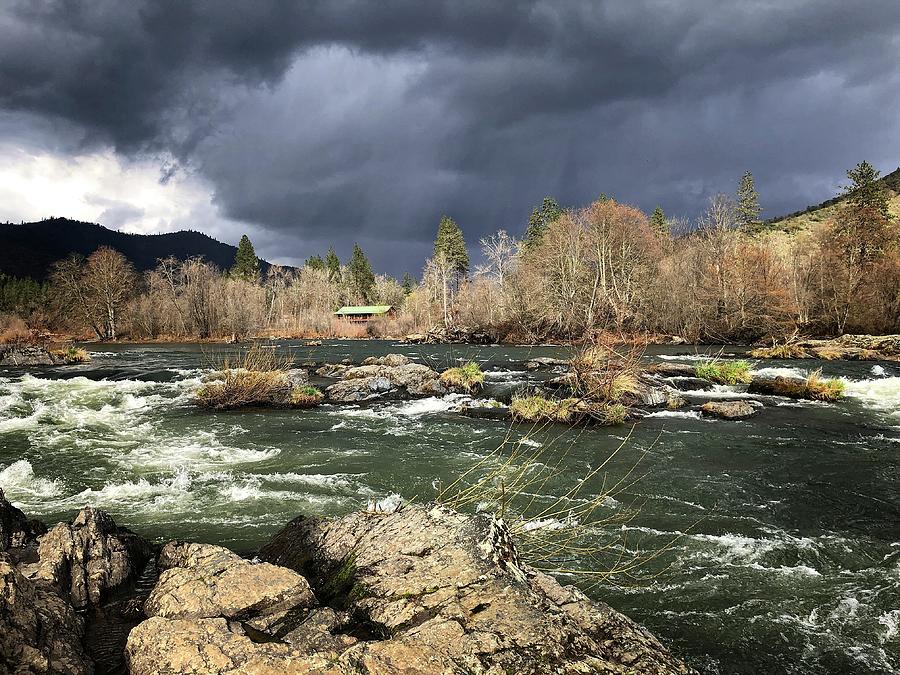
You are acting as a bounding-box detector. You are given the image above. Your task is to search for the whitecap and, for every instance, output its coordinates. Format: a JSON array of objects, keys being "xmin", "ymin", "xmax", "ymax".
[
  {"xmin": 0, "ymin": 459, "xmax": 61, "ymax": 499},
  {"xmin": 646, "ymin": 410, "xmax": 702, "ymax": 420}
]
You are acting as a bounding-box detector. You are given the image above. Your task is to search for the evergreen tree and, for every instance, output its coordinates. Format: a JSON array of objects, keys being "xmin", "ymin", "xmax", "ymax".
[
  {"xmin": 523, "ymin": 197, "xmax": 563, "ymax": 249},
  {"xmin": 347, "ymin": 243, "xmax": 375, "ymax": 303},
  {"xmin": 305, "ymin": 254, "xmax": 325, "ymax": 271},
  {"xmin": 736, "ymin": 171, "xmax": 762, "ymax": 229},
  {"xmin": 324, "ymin": 247, "xmax": 342, "ymax": 283},
  {"xmin": 843, "ymin": 161, "xmax": 891, "ymax": 218},
  {"xmin": 433, "ymin": 216, "xmax": 469, "ymax": 281},
  {"xmin": 650, "ymin": 206, "xmax": 668, "ymax": 235},
  {"xmin": 401, "ymin": 271, "xmax": 414, "ymax": 295},
  {"xmin": 231, "ymin": 235, "xmax": 260, "ymax": 281}
]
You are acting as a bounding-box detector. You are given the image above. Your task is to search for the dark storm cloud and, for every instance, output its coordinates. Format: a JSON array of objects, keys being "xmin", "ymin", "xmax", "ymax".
[{"xmin": 2, "ymin": 0, "xmax": 900, "ymax": 272}]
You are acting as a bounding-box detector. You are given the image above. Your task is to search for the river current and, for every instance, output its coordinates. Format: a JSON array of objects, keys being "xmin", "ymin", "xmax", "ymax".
[{"xmin": 0, "ymin": 340, "xmax": 897, "ymax": 674}]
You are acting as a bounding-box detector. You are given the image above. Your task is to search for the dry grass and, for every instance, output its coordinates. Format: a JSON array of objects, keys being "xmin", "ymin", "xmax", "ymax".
[
  {"xmin": 196, "ymin": 344, "xmax": 320, "ymax": 409},
  {"xmin": 440, "ymin": 362, "xmax": 485, "ymax": 392},
  {"xmin": 804, "ymin": 369, "xmax": 845, "ymax": 401},
  {"xmin": 750, "ymin": 343, "xmax": 809, "ymax": 359},
  {"xmin": 50, "ymin": 346, "xmax": 91, "ymax": 364},
  {"xmin": 749, "ymin": 370, "xmax": 844, "ymax": 402},
  {"xmin": 811, "ymin": 347, "xmax": 842, "ymax": 360},
  {"xmin": 0, "ymin": 315, "xmax": 36, "ymax": 345},
  {"xmin": 510, "ymin": 395, "xmax": 579, "ymax": 423},
  {"xmin": 290, "ymin": 385, "xmax": 325, "ymax": 408},
  {"xmin": 568, "ymin": 336, "xmax": 645, "ymax": 404},
  {"xmin": 437, "ymin": 426, "xmax": 688, "ymax": 586}
]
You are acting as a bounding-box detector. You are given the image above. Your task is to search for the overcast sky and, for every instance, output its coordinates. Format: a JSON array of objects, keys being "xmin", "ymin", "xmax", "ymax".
[{"xmin": 1, "ymin": 1, "xmax": 899, "ymax": 275}]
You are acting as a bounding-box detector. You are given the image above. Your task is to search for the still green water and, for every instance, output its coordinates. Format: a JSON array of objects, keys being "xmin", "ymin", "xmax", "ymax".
[{"xmin": 0, "ymin": 340, "xmax": 898, "ymax": 674}]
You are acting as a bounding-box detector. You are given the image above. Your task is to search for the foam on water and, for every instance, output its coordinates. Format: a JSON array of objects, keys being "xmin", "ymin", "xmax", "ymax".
[
  {"xmin": 0, "ymin": 459, "xmax": 61, "ymax": 499},
  {"xmin": 646, "ymin": 410, "xmax": 702, "ymax": 420},
  {"xmin": 842, "ymin": 376, "xmax": 900, "ymax": 415},
  {"xmin": 752, "ymin": 366, "xmax": 808, "ymax": 379}
]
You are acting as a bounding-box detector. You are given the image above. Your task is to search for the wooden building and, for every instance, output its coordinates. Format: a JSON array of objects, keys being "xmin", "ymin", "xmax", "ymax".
[{"xmin": 334, "ymin": 305, "xmax": 395, "ymax": 324}]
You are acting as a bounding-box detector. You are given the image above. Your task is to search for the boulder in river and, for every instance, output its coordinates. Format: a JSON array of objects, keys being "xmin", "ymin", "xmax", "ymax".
[
  {"xmin": 325, "ymin": 358, "xmax": 451, "ymax": 402},
  {"xmin": 700, "ymin": 400, "xmax": 762, "ymax": 420},
  {"xmin": 32, "ymin": 506, "xmax": 153, "ymax": 609},
  {"xmin": 524, "ymin": 356, "xmax": 569, "ymax": 370}
]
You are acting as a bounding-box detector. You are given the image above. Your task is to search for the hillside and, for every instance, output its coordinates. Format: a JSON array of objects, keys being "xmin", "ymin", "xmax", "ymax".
[
  {"xmin": 761, "ymin": 166, "xmax": 900, "ymax": 234},
  {"xmin": 0, "ymin": 218, "xmax": 280, "ymax": 279}
]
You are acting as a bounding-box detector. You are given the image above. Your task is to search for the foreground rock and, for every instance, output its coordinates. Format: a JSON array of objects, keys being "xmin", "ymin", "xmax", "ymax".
[
  {"xmin": 262, "ymin": 505, "xmax": 694, "ymax": 674},
  {"xmin": 146, "ymin": 541, "xmax": 315, "ymax": 621},
  {"xmin": 750, "ymin": 334, "xmax": 900, "ymax": 361},
  {"xmin": 325, "ymin": 355, "xmax": 453, "ymax": 402},
  {"xmin": 126, "ymin": 505, "xmax": 693, "ymax": 674},
  {"xmin": 1, "ymin": 553, "xmax": 92, "ymax": 674},
  {"xmin": 32, "ymin": 507, "xmax": 154, "ymax": 609},
  {"xmin": 1, "ymin": 488, "xmax": 44, "ymax": 552},
  {"xmin": 700, "ymin": 400, "xmax": 761, "ymax": 420}
]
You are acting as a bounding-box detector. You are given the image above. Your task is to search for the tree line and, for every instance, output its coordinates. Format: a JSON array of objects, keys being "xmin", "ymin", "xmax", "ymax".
[{"xmin": 1, "ymin": 162, "xmax": 897, "ymax": 342}]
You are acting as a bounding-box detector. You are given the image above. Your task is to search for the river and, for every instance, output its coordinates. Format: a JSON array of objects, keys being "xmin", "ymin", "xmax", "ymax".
[{"xmin": 0, "ymin": 340, "xmax": 898, "ymax": 674}]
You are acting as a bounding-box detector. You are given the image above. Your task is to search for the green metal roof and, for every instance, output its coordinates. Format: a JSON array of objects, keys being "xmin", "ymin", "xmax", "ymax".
[{"xmin": 334, "ymin": 305, "xmax": 393, "ymax": 315}]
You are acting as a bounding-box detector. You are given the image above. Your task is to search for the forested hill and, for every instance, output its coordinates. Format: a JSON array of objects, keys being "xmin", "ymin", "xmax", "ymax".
[
  {"xmin": 0, "ymin": 218, "xmax": 279, "ymax": 279},
  {"xmin": 762, "ymin": 166, "xmax": 900, "ymax": 233}
]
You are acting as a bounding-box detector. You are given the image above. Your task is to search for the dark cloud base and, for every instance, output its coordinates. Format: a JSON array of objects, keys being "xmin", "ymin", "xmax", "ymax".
[{"xmin": 2, "ymin": 1, "xmax": 899, "ymax": 273}]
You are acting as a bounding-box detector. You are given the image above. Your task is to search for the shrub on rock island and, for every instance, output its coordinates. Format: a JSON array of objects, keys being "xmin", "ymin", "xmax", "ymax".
[{"xmin": 439, "ymin": 361, "xmax": 485, "ymax": 392}]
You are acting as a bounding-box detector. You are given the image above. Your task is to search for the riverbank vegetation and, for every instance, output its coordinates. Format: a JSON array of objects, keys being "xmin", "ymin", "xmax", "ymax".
[
  {"xmin": 2, "ymin": 162, "xmax": 898, "ymax": 345},
  {"xmin": 439, "ymin": 362, "xmax": 484, "ymax": 392}
]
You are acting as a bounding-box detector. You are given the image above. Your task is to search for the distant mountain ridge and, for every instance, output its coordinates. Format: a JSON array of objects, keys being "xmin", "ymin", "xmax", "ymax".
[{"xmin": 0, "ymin": 218, "xmax": 281, "ymax": 279}]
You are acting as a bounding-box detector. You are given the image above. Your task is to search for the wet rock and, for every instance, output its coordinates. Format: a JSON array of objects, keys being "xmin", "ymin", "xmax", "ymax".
[
  {"xmin": 284, "ymin": 368, "xmax": 310, "ymax": 388},
  {"xmin": 645, "ymin": 362, "xmax": 698, "ymax": 378},
  {"xmin": 700, "ymin": 400, "xmax": 761, "ymax": 420},
  {"xmin": 326, "ymin": 362, "xmax": 449, "ymax": 402},
  {"xmin": 261, "ymin": 504, "xmax": 695, "ymax": 674},
  {"xmin": 0, "ymin": 552, "xmax": 92, "ymax": 674},
  {"xmin": 664, "ymin": 376, "xmax": 714, "ymax": 391},
  {"xmin": 33, "ymin": 507, "xmax": 153, "ymax": 609},
  {"xmin": 145, "ymin": 541, "xmax": 315, "ymax": 621},
  {"xmin": 0, "ymin": 344, "xmax": 55, "ymax": 366},
  {"xmin": 0, "ymin": 488, "xmax": 44, "ymax": 552},
  {"xmin": 524, "ymin": 356, "xmax": 569, "ymax": 370},
  {"xmin": 361, "ymin": 354, "xmax": 411, "ymax": 367},
  {"xmin": 316, "ymin": 363, "xmax": 350, "ymax": 378}
]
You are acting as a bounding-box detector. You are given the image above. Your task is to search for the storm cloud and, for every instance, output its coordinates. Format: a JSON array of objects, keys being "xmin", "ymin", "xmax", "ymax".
[{"xmin": 2, "ymin": 0, "xmax": 900, "ymax": 272}]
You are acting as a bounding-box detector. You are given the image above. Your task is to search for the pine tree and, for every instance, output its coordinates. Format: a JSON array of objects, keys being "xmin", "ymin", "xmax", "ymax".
[
  {"xmin": 843, "ymin": 161, "xmax": 891, "ymax": 218},
  {"xmin": 324, "ymin": 247, "xmax": 341, "ymax": 283},
  {"xmin": 347, "ymin": 243, "xmax": 375, "ymax": 303},
  {"xmin": 433, "ymin": 216, "xmax": 469, "ymax": 282},
  {"xmin": 736, "ymin": 171, "xmax": 762, "ymax": 229},
  {"xmin": 231, "ymin": 235, "xmax": 260, "ymax": 281},
  {"xmin": 523, "ymin": 197, "xmax": 563, "ymax": 249},
  {"xmin": 401, "ymin": 271, "xmax": 414, "ymax": 295},
  {"xmin": 650, "ymin": 206, "xmax": 668, "ymax": 235},
  {"xmin": 305, "ymin": 254, "xmax": 325, "ymax": 271}
]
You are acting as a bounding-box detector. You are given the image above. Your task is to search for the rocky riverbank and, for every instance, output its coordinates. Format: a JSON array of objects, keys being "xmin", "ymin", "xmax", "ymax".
[{"xmin": 0, "ymin": 488, "xmax": 694, "ymax": 674}]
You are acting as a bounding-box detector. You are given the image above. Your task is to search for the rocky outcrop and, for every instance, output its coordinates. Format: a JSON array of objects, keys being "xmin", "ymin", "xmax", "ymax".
[
  {"xmin": 700, "ymin": 400, "xmax": 761, "ymax": 420},
  {"xmin": 403, "ymin": 327, "xmax": 494, "ymax": 345},
  {"xmin": 325, "ymin": 357, "xmax": 450, "ymax": 402},
  {"xmin": 0, "ymin": 488, "xmax": 44, "ymax": 552},
  {"xmin": 0, "ymin": 344, "xmax": 56, "ymax": 366},
  {"xmin": 125, "ymin": 505, "xmax": 692, "ymax": 674},
  {"xmin": 524, "ymin": 357, "xmax": 569, "ymax": 370},
  {"xmin": 361, "ymin": 354, "xmax": 411, "ymax": 367},
  {"xmin": 145, "ymin": 541, "xmax": 315, "ymax": 621},
  {"xmin": 33, "ymin": 507, "xmax": 153, "ymax": 609},
  {"xmin": 0, "ymin": 552, "xmax": 92, "ymax": 675},
  {"xmin": 260, "ymin": 504, "xmax": 695, "ymax": 674},
  {"xmin": 645, "ymin": 363, "xmax": 697, "ymax": 378},
  {"xmin": 751, "ymin": 334, "xmax": 900, "ymax": 361}
]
